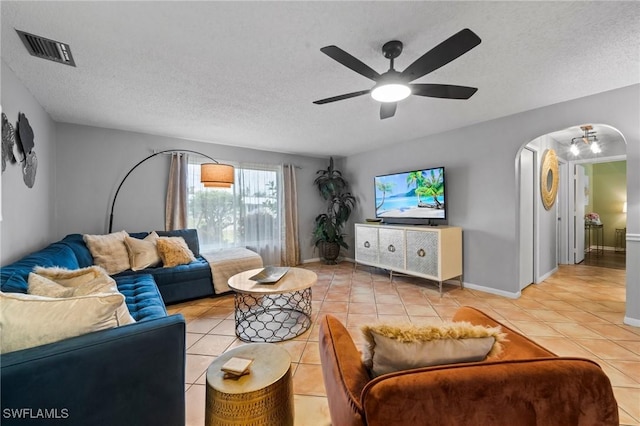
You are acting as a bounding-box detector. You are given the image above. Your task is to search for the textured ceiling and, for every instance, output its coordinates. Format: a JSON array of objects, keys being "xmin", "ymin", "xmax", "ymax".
[{"xmin": 1, "ymin": 1, "xmax": 639, "ymax": 157}]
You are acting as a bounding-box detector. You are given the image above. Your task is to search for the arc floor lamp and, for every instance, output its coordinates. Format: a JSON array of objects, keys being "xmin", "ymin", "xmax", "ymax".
[{"xmin": 108, "ymin": 149, "xmax": 234, "ymax": 233}]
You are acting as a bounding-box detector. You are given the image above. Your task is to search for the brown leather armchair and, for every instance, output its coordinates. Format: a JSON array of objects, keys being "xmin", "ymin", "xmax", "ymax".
[{"xmin": 318, "ymin": 306, "xmax": 618, "ymax": 426}]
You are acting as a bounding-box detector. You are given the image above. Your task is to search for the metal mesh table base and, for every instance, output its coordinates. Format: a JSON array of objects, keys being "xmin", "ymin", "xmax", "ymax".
[{"xmin": 234, "ymin": 288, "xmax": 312, "ymax": 342}]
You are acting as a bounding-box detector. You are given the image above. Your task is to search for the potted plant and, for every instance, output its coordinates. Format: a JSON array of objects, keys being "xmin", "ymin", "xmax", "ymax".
[{"xmin": 313, "ymin": 157, "xmax": 356, "ymax": 264}]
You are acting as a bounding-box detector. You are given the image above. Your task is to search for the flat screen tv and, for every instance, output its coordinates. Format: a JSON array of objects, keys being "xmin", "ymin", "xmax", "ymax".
[{"xmin": 374, "ymin": 167, "xmax": 446, "ymax": 222}]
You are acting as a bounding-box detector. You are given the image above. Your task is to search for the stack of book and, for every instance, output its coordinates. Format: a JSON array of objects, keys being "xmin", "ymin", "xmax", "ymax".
[{"xmin": 221, "ymin": 357, "xmax": 254, "ymax": 379}]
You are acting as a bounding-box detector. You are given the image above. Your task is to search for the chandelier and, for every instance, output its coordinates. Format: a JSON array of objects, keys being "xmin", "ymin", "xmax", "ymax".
[{"xmin": 570, "ymin": 125, "xmax": 600, "ymax": 156}]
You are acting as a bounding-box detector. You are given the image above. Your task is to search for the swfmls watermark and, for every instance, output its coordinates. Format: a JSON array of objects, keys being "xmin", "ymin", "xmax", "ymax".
[{"xmin": 3, "ymin": 408, "xmax": 69, "ymax": 420}]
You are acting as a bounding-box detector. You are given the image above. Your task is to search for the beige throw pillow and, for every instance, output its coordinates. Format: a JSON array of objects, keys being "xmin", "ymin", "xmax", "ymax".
[
  {"xmin": 124, "ymin": 232, "xmax": 161, "ymax": 271},
  {"xmin": 28, "ymin": 266, "xmax": 135, "ymax": 326},
  {"xmin": 0, "ymin": 291, "xmax": 125, "ymax": 354},
  {"xmin": 156, "ymin": 236, "xmax": 196, "ymax": 268},
  {"xmin": 83, "ymin": 231, "xmax": 131, "ymax": 274},
  {"xmin": 361, "ymin": 321, "xmax": 506, "ymax": 377}
]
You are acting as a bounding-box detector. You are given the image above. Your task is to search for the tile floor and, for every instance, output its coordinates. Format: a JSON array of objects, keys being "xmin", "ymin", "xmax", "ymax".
[{"xmin": 168, "ymin": 262, "xmax": 639, "ymax": 426}]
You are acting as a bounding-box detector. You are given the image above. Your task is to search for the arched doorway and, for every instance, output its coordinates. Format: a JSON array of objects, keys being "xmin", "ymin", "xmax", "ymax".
[{"xmin": 517, "ymin": 123, "xmax": 627, "ymax": 288}]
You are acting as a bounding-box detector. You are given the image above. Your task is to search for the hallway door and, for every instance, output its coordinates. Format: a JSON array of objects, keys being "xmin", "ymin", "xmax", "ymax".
[{"xmin": 558, "ymin": 160, "xmax": 569, "ymax": 264}]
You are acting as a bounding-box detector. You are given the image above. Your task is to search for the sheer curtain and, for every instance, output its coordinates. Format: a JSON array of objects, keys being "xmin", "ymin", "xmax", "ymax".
[
  {"xmin": 165, "ymin": 152, "xmax": 188, "ymax": 230},
  {"xmin": 186, "ymin": 158, "xmax": 284, "ymax": 266},
  {"xmin": 236, "ymin": 164, "xmax": 283, "ymax": 266},
  {"xmin": 281, "ymin": 164, "xmax": 300, "ymax": 266}
]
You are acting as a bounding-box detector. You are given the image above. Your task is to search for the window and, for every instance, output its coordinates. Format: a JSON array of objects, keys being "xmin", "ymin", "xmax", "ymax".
[{"xmin": 187, "ymin": 158, "xmax": 283, "ymax": 266}]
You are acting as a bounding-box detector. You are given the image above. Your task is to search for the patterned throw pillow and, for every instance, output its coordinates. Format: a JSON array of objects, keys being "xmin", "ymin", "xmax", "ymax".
[
  {"xmin": 83, "ymin": 231, "xmax": 131, "ymax": 274},
  {"xmin": 361, "ymin": 321, "xmax": 506, "ymax": 377},
  {"xmin": 156, "ymin": 236, "xmax": 196, "ymax": 268}
]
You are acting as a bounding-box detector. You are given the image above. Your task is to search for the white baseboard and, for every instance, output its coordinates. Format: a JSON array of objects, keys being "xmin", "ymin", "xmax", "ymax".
[
  {"xmin": 301, "ymin": 257, "xmax": 321, "ymax": 264},
  {"xmin": 536, "ymin": 267, "xmax": 558, "ymax": 283},
  {"xmin": 624, "ymin": 316, "xmax": 640, "ymax": 328},
  {"xmin": 463, "ymin": 282, "xmax": 521, "ymax": 299}
]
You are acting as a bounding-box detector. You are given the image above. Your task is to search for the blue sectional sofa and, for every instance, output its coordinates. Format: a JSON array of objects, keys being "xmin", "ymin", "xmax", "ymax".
[
  {"xmin": 0, "ymin": 229, "xmax": 217, "ymax": 426},
  {"xmin": 67, "ymin": 229, "xmax": 216, "ymax": 304}
]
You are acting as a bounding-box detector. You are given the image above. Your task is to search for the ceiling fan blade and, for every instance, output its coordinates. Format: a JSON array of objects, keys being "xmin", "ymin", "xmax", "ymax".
[
  {"xmin": 401, "ymin": 29, "xmax": 481, "ymax": 82},
  {"xmin": 320, "ymin": 46, "xmax": 381, "ymax": 82},
  {"xmin": 410, "ymin": 84, "xmax": 478, "ymax": 99},
  {"xmin": 380, "ymin": 102, "xmax": 397, "ymax": 119},
  {"xmin": 313, "ymin": 90, "xmax": 371, "ymax": 105}
]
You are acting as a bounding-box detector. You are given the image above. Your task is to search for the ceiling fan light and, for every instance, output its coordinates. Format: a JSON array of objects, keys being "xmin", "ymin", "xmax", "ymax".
[
  {"xmin": 371, "ymin": 84, "xmax": 411, "ymax": 103},
  {"xmin": 590, "ymin": 141, "xmax": 601, "ymax": 153}
]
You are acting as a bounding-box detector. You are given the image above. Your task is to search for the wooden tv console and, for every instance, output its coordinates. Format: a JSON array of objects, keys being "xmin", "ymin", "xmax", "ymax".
[{"xmin": 354, "ymin": 223, "xmax": 463, "ymax": 295}]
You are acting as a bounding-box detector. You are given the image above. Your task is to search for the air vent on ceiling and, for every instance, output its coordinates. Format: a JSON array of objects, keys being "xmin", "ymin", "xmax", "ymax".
[{"xmin": 16, "ymin": 29, "xmax": 76, "ymax": 67}]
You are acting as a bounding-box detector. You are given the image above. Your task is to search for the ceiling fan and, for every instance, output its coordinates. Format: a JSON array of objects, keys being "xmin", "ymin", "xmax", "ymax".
[{"xmin": 313, "ymin": 29, "xmax": 481, "ymax": 119}]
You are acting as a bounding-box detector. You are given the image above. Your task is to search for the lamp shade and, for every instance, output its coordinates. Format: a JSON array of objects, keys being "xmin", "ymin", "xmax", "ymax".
[
  {"xmin": 204, "ymin": 182, "xmax": 232, "ymax": 188},
  {"xmin": 201, "ymin": 163, "xmax": 234, "ymax": 186}
]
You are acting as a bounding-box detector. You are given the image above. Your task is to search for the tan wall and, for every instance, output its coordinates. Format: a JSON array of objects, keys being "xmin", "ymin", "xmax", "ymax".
[{"xmin": 591, "ymin": 161, "xmax": 627, "ymax": 247}]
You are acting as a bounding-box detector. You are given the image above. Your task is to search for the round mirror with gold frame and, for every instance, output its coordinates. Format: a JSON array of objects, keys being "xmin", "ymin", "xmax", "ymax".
[{"xmin": 540, "ymin": 149, "xmax": 559, "ymax": 210}]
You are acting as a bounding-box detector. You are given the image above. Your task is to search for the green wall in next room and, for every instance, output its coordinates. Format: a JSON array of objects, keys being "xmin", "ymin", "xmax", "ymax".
[{"xmin": 591, "ymin": 161, "xmax": 627, "ymax": 248}]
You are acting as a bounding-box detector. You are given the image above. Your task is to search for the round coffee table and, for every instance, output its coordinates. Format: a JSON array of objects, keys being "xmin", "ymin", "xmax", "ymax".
[
  {"xmin": 228, "ymin": 267, "xmax": 317, "ymax": 342},
  {"xmin": 205, "ymin": 343, "xmax": 293, "ymax": 425}
]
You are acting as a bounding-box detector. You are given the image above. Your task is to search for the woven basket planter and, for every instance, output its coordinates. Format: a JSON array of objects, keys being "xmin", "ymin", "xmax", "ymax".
[{"xmin": 320, "ymin": 241, "xmax": 341, "ymax": 264}]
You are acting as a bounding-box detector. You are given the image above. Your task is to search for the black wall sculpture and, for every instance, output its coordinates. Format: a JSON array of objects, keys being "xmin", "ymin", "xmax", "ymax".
[{"xmin": 1, "ymin": 111, "xmax": 37, "ymax": 188}]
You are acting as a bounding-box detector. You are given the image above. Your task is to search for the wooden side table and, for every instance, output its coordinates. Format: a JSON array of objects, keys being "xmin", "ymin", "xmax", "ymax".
[{"xmin": 205, "ymin": 343, "xmax": 293, "ymax": 426}]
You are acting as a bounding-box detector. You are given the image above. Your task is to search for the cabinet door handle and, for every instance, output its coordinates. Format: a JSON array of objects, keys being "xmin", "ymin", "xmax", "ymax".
[
  {"xmin": 388, "ymin": 244, "xmax": 395, "ymax": 253},
  {"xmin": 364, "ymin": 241, "xmax": 370, "ymax": 248},
  {"xmin": 417, "ymin": 248, "xmax": 426, "ymax": 257}
]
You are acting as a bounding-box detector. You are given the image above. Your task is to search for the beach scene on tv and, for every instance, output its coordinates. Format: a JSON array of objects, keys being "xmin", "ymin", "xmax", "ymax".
[{"xmin": 375, "ymin": 168, "xmax": 445, "ymax": 219}]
